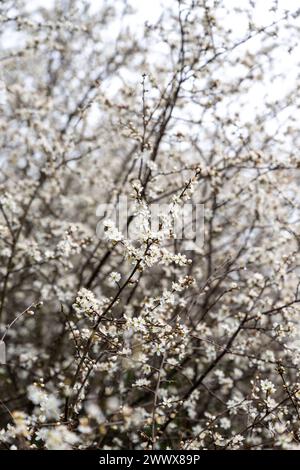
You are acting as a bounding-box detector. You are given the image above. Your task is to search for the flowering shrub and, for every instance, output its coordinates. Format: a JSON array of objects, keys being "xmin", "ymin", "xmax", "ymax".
[{"xmin": 1, "ymin": 0, "xmax": 300, "ymax": 450}]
